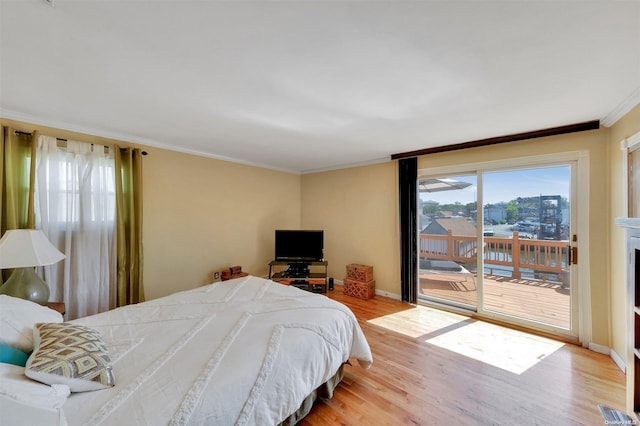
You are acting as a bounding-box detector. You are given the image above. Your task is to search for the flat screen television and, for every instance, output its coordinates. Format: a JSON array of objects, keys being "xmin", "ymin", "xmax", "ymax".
[{"xmin": 275, "ymin": 230, "xmax": 324, "ymax": 262}]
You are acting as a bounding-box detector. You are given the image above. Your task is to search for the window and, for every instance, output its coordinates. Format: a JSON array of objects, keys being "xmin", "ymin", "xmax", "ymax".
[
  {"xmin": 37, "ymin": 150, "xmax": 116, "ymax": 224},
  {"xmin": 35, "ymin": 137, "xmax": 116, "ymax": 319}
]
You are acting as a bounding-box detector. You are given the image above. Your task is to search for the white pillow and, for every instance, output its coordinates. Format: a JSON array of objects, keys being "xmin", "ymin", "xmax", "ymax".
[
  {"xmin": 0, "ymin": 295, "xmax": 63, "ymax": 353},
  {"xmin": 26, "ymin": 322, "xmax": 115, "ymax": 392},
  {"xmin": 0, "ymin": 362, "xmax": 70, "ymax": 409}
]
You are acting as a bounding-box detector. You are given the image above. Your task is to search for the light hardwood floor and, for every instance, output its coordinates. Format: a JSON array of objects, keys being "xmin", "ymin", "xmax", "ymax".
[{"xmin": 301, "ymin": 286, "xmax": 626, "ymax": 425}]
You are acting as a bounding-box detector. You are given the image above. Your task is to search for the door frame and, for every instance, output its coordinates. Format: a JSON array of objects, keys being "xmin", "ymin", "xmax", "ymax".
[{"xmin": 417, "ymin": 150, "xmax": 591, "ymax": 345}]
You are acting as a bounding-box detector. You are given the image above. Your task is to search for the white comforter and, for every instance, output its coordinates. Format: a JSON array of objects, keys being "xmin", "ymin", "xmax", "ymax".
[{"xmin": 63, "ymin": 275, "xmax": 372, "ymax": 425}]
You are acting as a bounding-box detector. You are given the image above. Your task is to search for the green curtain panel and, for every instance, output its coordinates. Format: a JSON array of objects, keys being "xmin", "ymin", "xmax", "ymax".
[
  {"xmin": 114, "ymin": 146, "xmax": 145, "ymax": 306},
  {"xmin": 1, "ymin": 127, "xmax": 36, "ymax": 232},
  {"xmin": 1, "ymin": 127, "xmax": 37, "ymax": 284}
]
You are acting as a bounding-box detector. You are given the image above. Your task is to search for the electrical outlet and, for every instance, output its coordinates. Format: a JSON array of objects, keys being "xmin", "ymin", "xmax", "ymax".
[{"xmin": 213, "ymin": 272, "xmax": 220, "ymax": 280}]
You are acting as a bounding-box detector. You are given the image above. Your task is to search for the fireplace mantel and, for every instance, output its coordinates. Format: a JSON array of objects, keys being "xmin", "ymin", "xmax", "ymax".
[
  {"xmin": 617, "ymin": 216, "xmax": 640, "ymax": 416},
  {"xmin": 616, "ymin": 218, "xmax": 640, "ymax": 229}
]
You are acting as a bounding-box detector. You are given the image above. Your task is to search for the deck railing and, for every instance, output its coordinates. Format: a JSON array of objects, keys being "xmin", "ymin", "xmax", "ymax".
[{"xmin": 419, "ymin": 230, "xmax": 568, "ymax": 279}]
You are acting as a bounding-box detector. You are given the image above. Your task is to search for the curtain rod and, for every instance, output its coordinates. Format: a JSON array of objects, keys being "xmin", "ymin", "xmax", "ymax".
[
  {"xmin": 391, "ymin": 120, "xmax": 600, "ymax": 160},
  {"xmin": 12, "ymin": 130, "xmax": 148, "ymax": 155}
]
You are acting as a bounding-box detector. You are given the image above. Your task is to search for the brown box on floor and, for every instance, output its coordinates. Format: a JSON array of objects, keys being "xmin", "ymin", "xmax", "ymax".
[
  {"xmin": 343, "ymin": 278, "xmax": 375, "ymax": 300},
  {"xmin": 345, "ymin": 264, "xmax": 374, "ymax": 282}
]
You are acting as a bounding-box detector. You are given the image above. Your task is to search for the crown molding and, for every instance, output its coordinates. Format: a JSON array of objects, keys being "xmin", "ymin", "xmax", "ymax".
[
  {"xmin": 601, "ymin": 87, "xmax": 640, "ymax": 127},
  {"xmin": 0, "ymin": 109, "xmax": 300, "ymax": 174},
  {"xmin": 301, "ymin": 156, "xmax": 391, "ymax": 175}
]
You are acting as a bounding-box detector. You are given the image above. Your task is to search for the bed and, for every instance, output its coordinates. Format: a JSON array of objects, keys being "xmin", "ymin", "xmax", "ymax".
[{"xmin": 0, "ymin": 275, "xmax": 373, "ymax": 425}]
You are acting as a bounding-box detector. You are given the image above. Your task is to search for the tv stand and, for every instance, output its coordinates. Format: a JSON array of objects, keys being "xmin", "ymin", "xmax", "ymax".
[
  {"xmin": 285, "ymin": 263, "xmax": 310, "ymax": 278},
  {"xmin": 268, "ymin": 260, "xmax": 328, "ymax": 293}
]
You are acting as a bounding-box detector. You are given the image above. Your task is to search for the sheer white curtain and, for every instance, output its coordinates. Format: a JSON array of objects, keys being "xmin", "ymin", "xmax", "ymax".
[{"xmin": 35, "ymin": 136, "xmax": 116, "ymax": 319}]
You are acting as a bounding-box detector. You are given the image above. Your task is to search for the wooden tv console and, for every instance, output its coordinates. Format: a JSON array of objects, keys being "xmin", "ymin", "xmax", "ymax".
[{"xmin": 268, "ymin": 260, "xmax": 328, "ymax": 293}]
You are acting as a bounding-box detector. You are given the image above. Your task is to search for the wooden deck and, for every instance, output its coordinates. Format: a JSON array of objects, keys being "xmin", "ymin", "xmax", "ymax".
[{"xmin": 419, "ymin": 272, "xmax": 571, "ymax": 329}]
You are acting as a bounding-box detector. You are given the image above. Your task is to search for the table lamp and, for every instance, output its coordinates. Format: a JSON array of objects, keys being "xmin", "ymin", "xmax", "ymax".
[{"xmin": 0, "ymin": 229, "xmax": 65, "ymax": 305}]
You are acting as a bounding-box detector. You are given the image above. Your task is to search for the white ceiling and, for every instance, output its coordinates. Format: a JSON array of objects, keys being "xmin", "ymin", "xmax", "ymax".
[{"xmin": 1, "ymin": 1, "xmax": 639, "ymax": 174}]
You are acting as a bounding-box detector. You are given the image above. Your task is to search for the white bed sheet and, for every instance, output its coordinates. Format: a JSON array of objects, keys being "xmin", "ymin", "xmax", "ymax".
[{"xmin": 62, "ymin": 275, "xmax": 372, "ymax": 425}]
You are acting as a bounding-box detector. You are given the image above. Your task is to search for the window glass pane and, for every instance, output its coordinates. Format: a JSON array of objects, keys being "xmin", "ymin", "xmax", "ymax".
[
  {"xmin": 482, "ymin": 165, "xmax": 571, "ymax": 329},
  {"xmin": 418, "ymin": 175, "xmax": 478, "ymax": 309}
]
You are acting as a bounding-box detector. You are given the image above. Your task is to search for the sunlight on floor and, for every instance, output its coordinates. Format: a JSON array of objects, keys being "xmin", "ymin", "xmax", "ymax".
[
  {"xmin": 426, "ymin": 320, "xmax": 565, "ymax": 374},
  {"xmin": 367, "ymin": 305, "xmax": 565, "ymax": 375},
  {"xmin": 367, "ymin": 304, "xmax": 469, "ymax": 338}
]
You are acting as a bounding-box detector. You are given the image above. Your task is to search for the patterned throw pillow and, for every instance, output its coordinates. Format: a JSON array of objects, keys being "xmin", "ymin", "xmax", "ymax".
[{"xmin": 25, "ymin": 323, "xmax": 115, "ymax": 392}]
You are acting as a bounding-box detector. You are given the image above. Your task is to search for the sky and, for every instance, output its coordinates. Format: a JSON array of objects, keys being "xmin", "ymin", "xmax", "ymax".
[{"xmin": 419, "ymin": 165, "xmax": 571, "ymax": 206}]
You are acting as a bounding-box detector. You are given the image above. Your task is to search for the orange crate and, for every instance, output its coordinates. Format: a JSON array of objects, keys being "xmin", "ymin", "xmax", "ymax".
[
  {"xmin": 346, "ymin": 264, "xmax": 374, "ymax": 282},
  {"xmin": 343, "ymin": 278, "xmax": 375, "ymax": 300}
]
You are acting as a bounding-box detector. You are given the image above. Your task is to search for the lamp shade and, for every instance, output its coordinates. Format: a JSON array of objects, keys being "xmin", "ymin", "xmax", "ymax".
[{"xmin": 0, "ymin": 230, "xmax": 65, "ymax": 268}]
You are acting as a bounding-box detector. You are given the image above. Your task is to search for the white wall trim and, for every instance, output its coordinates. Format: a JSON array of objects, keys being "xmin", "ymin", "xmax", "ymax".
[
  {"xmin": 1, "ymin": 109, "xmax": 301, "ymax": 175},
  {"xmin": 334, "ymin": 279, "xmax": 401, "ymax": 300},
  {"xmin": 610, "ymin": 348, "xmax": 626, "ymax": 373},
  {"xmin": 626, "ymin": 131, "xmax": 640, "ymax": 151},
  {"xmin": 1, "ymin": 109, "xmax": 391, "ymax": 175},
  {"xmin": 302, "ymin": 157, "xmax": 391, "ymax": 175},
  {"xmin": 419, "ymin": 151, "xmax": 585, "ymax": 177},
  {"xmin": 620, "ymin": 131, "xmax": 640, "ymax": 218},
  {"xmin": 588, "ymin": 341, "xmax": 610, "ymax": 355},
  {"xmin": 591, "ymin": 345, "xmax": 628, "ymax": 375},
  {"xmin": 575, "ymin": 150, "xmax": 592, "ymax": 347},
  {"xmin": 375, "ymin": 289, "xmax": 401, "ymax": 300},
  {"xmin": 602, "ymin": 87, "xmax": 640, "ymax": 127}
]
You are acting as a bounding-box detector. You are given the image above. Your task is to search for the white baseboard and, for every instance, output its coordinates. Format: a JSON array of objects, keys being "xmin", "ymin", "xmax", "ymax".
[
  {"xmin": 610, "ymin": 348, "xmax": 626, "ymax": 373},
  {"xmin": 334, "ymin": 279, "xmax": 401, "ymax": 300},
  {"xmin": 588, "ymin": 342, "xmax": 610, "ymax": 355},
  {"xmin": 587, "ymin": 343, "xmax": 626, "ymax": 373},
  {"xmin": 375, "ymin": 289, "xmax": 401, "ymax": 300}
]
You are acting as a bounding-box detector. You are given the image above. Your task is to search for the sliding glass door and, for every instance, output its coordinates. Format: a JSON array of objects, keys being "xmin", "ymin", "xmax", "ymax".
[{"xmin": 418, "ymin": 161, "xmax": 577, "ymax": 337}]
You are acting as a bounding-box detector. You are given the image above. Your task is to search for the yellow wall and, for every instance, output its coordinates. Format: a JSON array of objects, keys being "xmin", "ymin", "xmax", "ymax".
[
  {"xmin": 300, "ymin": 161, "xmax": 400, "ymax": 296},
  {"xmin": 142, "ymin": 148, "xmax": 300, "ymax": 299},
  {"xmin": 0, "ymin": 118, "xmax": 301, "ymax": 300},
  {"xmin": 6, "ymin": 105, "xmax": 639, "ymax": 352},
  {"xmin": 609, "ymin": 104, "xmax": 640, "ymax": 362}
]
